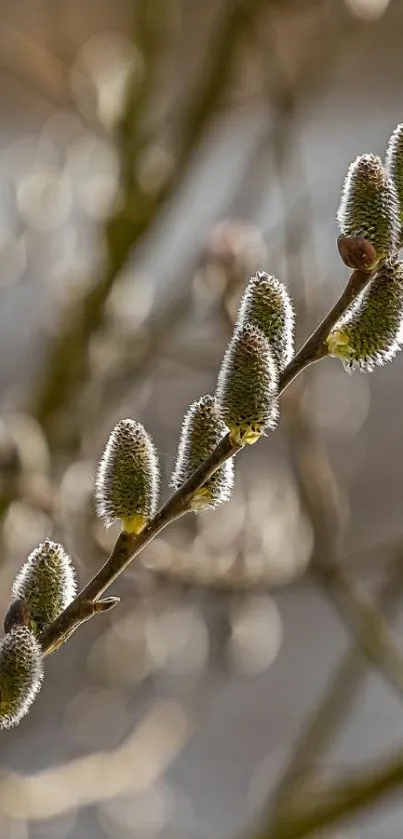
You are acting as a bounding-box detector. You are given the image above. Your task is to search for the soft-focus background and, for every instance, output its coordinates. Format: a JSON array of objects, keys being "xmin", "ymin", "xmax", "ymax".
[{"xmin": 0, "ymin": 1, "xmax": 403, "ymax": 837}]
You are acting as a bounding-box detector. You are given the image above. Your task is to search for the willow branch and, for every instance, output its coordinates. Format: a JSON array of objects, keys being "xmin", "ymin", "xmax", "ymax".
[
  {"xmin": 39, "ymin": 434, "xmax": 239, "ymax": 655},
  {"xmin": 38, "ymin": 266, "xmax": 371, "ymax": 656}
]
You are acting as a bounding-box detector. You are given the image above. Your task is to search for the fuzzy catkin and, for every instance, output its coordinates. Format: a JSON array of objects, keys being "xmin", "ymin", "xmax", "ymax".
[
  {"xmin": 171, "ymin": 395, "xmax": 234, "ymax": 511},
  {"xmin": 11, "ymin": 539, "xmax": 77, "ymax": 635},
  {"xmin": 327, "ymin": 257, "xmax": 403, "ymax": 372},
  {"xmin": 236, "ymin": 271, "xmax": 294, "ymax": 370},
  {"xmin": 337, "ymin": 154, "xmax": 399, "ymax": 265},
  {"xmin": 216, "ymin": 324, "xmax": 278, "ymax": 445},
  {"xmin": 0, "ymin": 627, "xmax": 43, "ymax": 729},
  {"xmin": 385, "ymin": 124, "xmax": 403, "ymax": 242},
  {"xmin": 96, "ymin": 419, "xmax": 160, "ymax": 532}
]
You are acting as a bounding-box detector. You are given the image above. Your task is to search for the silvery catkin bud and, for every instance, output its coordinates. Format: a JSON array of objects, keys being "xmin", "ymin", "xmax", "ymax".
[
  {"xmin": 385, "ymin": 124, "xmax": 403, "ymax": 242},
  {"xmin": 327, "ymin": 257, "xmax": 403, "ymax": 372},
  {"xmin": 337, "ymin": 154, "xmax": 399, "ymax": 269},
  {"xmin": 216, "ymin": 324, "xmax": 278, "ymax": 445},
  {"xmin": 10, "ymin": 539, "xmax": 77, "ymax": 635},
  {"xmin": 236, "ymin": 271, "xmax": 295, "ymax": 370},
  {"xmin": 96, "ymin": 419, "xmax": 159, "ymax": 533},
  {"xmin": 0, "ymin": 626, "xmax": 43, "ymax": 729},
  {"xmin": 171, "ymin": 395, "xmax": 234, "ymax": 511}
]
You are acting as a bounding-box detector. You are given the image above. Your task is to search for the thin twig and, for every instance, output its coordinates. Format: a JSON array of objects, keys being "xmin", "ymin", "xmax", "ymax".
[
  {"xmin": 279, "ymin": 268, "xmax": 369, "ymax": 391},
  {"xmin": 32, "ymin": 0, "xmax": 163, "ymax": 441},
  {"xmin": 255, "ymin": 745, "xmax": 403, "ymax": 839},
  {"xmin": 285, "ymin": 395, "xmax": 403, "ymax": 704},
  {"xmin": 269, "ymin": 555, "xmax": 403, "ymax": 826},
  {"xmin": 314, "ymin": 561, "xmax": 403, "ymax": 702},
  {"xmin": 39, "ymin": 267, "xmax": 371, "ymax": 656}
]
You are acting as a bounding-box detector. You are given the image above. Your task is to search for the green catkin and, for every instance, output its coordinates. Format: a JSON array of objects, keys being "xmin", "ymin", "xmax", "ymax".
[
  {"xmin": 236, "ymin": 271, "xmax": 295, "ymax": 370},
  {"xmin": 0, "ymin": 627, "xmax": 43, "ymax": 729},
  {"xmin": 385, "ymin": 124, "xmax": 403, "ymax": 242},
  {"xmin": 327, "ymin": 257, "xmax": 403, "ymax": 372},
  {"xmin": 96, "ymin": 419, "xmax": 160, "ymax": 533},
  {"xmin": 216, "ymin": 324, "xmax": 279, "ymax": 445},
  {"xmin": 171, "ymin": 395, "xmax": 234, "ymax": 511},
  {"xmin": 10, "ymin": 539, "xmax": 77, "ymax": 635},
  {"xmin": 337, "ymin": 154, "xmax": 400, "ymax": 266}
]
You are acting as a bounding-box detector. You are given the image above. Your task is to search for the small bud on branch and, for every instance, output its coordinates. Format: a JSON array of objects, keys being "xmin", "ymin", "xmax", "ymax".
[
  {"xmin": 171, "ymin": 394, "xmax": 234, "ymax": 510},
  {"xmin": 4, "ymin": 599, "xmax": 29, "ymax": 634},
  {"xmin": 96, "ymin": 419, "xmax": 160, "ymax": 533},
  {"xmin": 216, "ymin": 324, "xmax": 278, "ymax": 445},
  {"xmin": 0, "ymin": 627, "xmax": 43, "ymax": 729},
  {"xmin": 385, "ymin": 123, "xmax": 403, "ymax": 244},
  {"xmin": 337, "ymin": 235, "xmax": 379, "ymax": 273},
  {"xmin": 337, "ymin": 154, "xmax": 399, "ymax": 268},
  {"xmin": 10, "ymin": 539, "xmax": 77, "ymax": 635},
  {"xmin": 236, "ymin": 271, "xmax": 295, "ymax": 370}
]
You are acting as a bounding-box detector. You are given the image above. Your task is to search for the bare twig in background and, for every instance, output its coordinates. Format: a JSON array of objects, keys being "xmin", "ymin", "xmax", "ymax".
[
  {"xmin": 269, "ymin": 551, "xmax": 403, "ymax": 827},
  {"xmin": 257, "ymin": 745, "xmax": 403, "ymax": 839},
  {"xmin": 285, "ymin": 401, "xmax": 403, "ymax": 703},
  {"xmin": 31, "ymin": 0, "xmax": 271, "ymax": 447},
  {"xmin": 31, "ymin": 0, "xmax": 163, "ymax": 445},
  {"xmin": 0, "ymin": 17, "xmax": 72, "ymax": 107}
]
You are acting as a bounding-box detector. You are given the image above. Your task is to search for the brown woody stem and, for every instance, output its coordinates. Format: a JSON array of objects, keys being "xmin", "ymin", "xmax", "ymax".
[{"xmin": 279, "ymin": 268, "xmax": 369, "ymax": 392}]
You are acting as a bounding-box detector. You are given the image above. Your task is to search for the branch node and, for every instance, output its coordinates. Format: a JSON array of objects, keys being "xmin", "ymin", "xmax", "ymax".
[{"xmin": 93, "ymin": 597, "xmax": 121, "ymax": 614}]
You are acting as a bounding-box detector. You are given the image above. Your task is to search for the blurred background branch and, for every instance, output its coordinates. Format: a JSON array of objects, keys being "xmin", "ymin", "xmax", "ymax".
[
  {"xmin": 31, "ymin": 0, "xmax": 270, "ymax": 450},
  {"xmin": 269, "ymin": 551, "xmax": 403, "ymax": 828},
  {"xmin": 257, "ymin": 744, "xmax": 403, "ymax": 839}
]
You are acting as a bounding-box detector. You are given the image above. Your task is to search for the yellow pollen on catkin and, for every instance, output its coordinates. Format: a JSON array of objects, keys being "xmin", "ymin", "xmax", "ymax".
[
  {"xmin": 121, "ymin": 513, "xmax": 147, "ymax": 534},
  {"xmin": 326, "ymin": 330, "xmax": 353, "ymax": 360}
]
